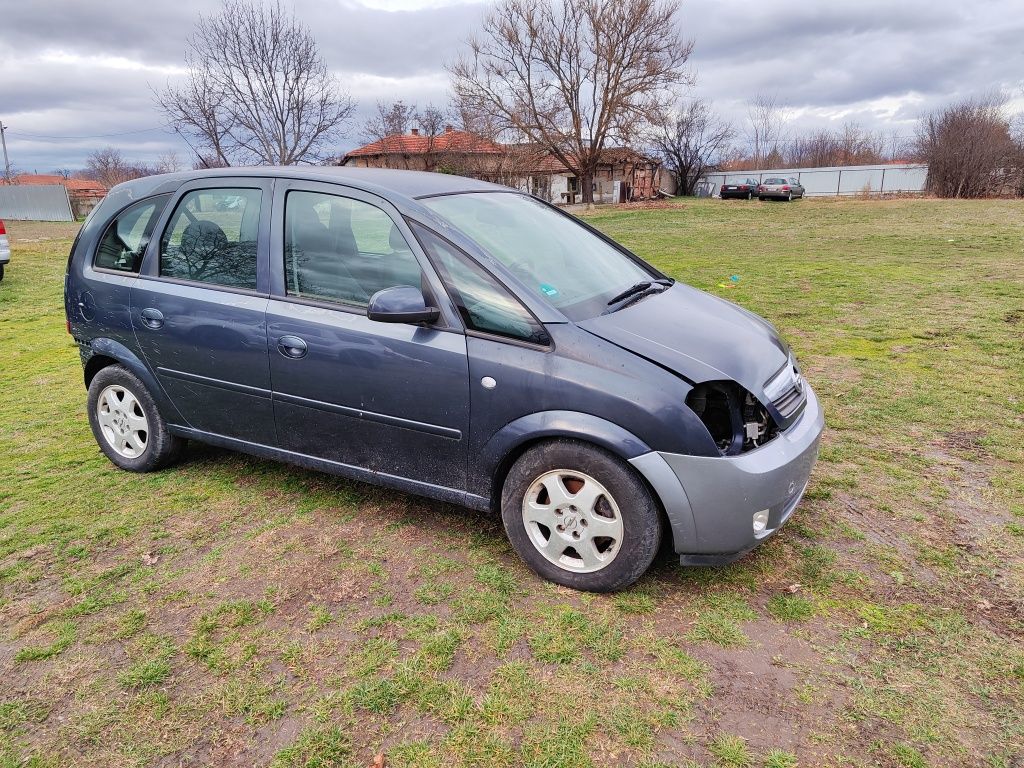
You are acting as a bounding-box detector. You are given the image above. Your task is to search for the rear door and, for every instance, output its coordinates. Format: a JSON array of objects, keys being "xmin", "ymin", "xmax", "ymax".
[
  {"xmin": 132, "ymin": 178, "xmax": 276, "ymax": 445},
  {"xmin": 265, "ymin": 181, "xmax": 470, "ymax": 492}
]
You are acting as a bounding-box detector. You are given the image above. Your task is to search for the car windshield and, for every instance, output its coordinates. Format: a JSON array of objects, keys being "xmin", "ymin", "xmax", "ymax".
[
  {"xmin": 421, "ymin": 192, "xmax": 657, "ymax": 321},
  {"xmin": 765, "ymin": 178, "xmax": 788, "ymax": 184}
]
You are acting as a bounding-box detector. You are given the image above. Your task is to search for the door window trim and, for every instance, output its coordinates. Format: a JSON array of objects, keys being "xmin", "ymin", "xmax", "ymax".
[
  {"xmin": 267, "ymin": 179, "xmax": 459, "ymax": 331},
  {"xmin": 408, "ymin": 220, "xmax": 553, "ymax": 352},
  {"xmin": 139, "ymin": 177, "xmax": 275, "ymax": 296}
]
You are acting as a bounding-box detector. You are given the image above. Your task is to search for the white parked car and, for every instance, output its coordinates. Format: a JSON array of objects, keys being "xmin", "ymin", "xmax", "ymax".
[{"xmin": 0, "ymin": 219, "xmax": 10, "ymax": 281}]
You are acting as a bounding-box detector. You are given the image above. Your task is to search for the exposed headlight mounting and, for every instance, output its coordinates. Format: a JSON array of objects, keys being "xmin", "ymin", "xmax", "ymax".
[{"xmin": 686, "ymin": 381, "xmax": 779, "ymax": 456}]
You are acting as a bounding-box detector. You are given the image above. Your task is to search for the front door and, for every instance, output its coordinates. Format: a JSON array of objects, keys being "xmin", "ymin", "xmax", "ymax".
[
  {"xmin": 132, "ymin": 180, "xmax": 276, "ymax": 445},
  {"xmin": 266, "ymin": 183, "xmax": 470, "ymax": 492}
]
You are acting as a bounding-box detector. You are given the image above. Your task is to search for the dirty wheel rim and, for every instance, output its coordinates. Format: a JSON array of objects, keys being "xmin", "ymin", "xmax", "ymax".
[
  {"xmin": 522, "ymin": 469, "xmax": 623, "ymax": 573},
  {"xmin": 97, "ymin": 385, "xmax": 149, "ymax": 458}
]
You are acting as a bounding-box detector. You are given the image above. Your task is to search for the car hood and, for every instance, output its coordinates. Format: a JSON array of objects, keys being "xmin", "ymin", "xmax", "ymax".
[{"xmin": 576, "ymin": 283, "xmax": 790, "ymax": 396}]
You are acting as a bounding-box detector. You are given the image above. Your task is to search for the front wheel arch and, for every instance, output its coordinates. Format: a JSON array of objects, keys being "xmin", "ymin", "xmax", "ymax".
[
  {"xmin": 500, "ymin": 438, "xmax": 664, "ymax": 591},
  {"xmin": 479, "ymin": 411, "xmax": 652, "ymax": 513}
]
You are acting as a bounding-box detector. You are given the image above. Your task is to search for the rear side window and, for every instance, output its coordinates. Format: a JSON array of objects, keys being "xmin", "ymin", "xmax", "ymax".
[
  {"xmin": 94, "ymin": 196, "xmax": 169, "ymax": 273},
  {"xmin": 159, "ymin": 188, "xmax": 261, "ymax": 290},
  {"xmin": 412, "ymin": 222, "xmax": 549, "ymax": 346}
]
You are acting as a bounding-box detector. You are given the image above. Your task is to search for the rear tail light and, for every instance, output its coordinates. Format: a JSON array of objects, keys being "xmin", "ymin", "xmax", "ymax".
[
  {"xmin": 0, "ymin": 219, "xmax": 6, "ymax": 235},
  {"xmin": 782, "ymin": 185, "xmax": 790, "ymax": 191}
]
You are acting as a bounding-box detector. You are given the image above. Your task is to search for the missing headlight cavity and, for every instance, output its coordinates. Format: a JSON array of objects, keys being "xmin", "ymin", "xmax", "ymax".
[{"xmin": 687, "ymin": 381, "xmax": 779, "ymax": 456}]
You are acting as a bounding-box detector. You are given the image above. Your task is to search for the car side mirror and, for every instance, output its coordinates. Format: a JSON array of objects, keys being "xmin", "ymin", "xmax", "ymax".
[{"xmin": 366, "ymin": 285, "xmax": 440, "ymax": 325}]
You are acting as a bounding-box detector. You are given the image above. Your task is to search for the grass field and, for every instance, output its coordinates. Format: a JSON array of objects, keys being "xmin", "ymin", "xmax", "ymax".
[{"xmin": 1, "ymin": 198, "xmax": 1022, "ymax": 768}]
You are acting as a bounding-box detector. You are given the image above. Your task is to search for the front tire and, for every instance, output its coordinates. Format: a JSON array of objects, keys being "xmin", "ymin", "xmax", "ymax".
[
  {"xmin": 501, "ymin": 440, "xmax": 662, "ymax": 592},
  {"xmin": 87, "ymin": 365, "xmax": 184, "ymax": 472}
]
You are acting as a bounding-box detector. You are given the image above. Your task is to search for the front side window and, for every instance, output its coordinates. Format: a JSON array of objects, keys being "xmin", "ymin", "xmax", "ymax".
[
  {"xmin": 413, "ymin": 222, "xmax": 549, "ymax": 346},
  {"xmin": 284, "ymin": 190, "xmax": 423, "ymax": 308},
  {"xmin": 421, "ymin": 192, "xmax": 656, "ymax": 321},
  {"xmin": 95, "ymin": 195, "xmax": 168, "ymax": 273},
  {"xmin": 159, "ymin": 188, "xmax": 261, "ymax": 290}
]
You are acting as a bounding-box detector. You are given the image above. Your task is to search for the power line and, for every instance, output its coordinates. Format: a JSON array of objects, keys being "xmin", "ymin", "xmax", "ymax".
[{"xmin": 7, "ymin": 125, "xmax": 173, "ymax": 140}]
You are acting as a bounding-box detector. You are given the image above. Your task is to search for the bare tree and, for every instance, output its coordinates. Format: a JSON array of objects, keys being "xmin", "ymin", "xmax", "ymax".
[
  {"xmin": 916, "ymin": 94, "xmax": 1020, "ymax": 197},
  {"xmin": 449, "ymin": 0, "xmax": 693, "ymax": 203},
  {"xmin": 362, "ymin": 100, "xmax": 450, "ymax": 149},
  {"xmin": 363, "ymin": 101, "xmax": 419, "ymax": 143},
  {"xmin": 155, "ymin": 151, "xmax": 183, "ymax": 174},
  {"xmin": 786, "ymin": 123, "xmax": 887, "ymax": 168},
  {"xmin": 156, "ymin": 0, "xmax": 356, "ymax": 166},
  {"xmin": 85, "ymin": 148, "xmax": 135, "ymax": 188},
  {"xmin": 746, "ymin": 94, "xmax": 786, "ymax": 168},
  {"xmin": 649, "ymin": 99, "xmax": 733, "ymax": 195},
  {"xmin": 53, "ymin": 168, "xmax": 72, "ymax": 180}
]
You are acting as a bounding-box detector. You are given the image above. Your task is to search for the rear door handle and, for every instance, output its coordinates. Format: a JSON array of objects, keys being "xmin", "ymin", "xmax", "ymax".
[
  {"xmin": 140, "ymin": 308, "xmax": 164, "ymax": 330},
  {"xmin": 277, "ymin": 335, "xmax": 307, "ymax": 359}
]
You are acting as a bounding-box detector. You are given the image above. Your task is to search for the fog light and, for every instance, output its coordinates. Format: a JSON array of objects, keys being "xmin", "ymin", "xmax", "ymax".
[{"xmin": 752, "ymin": 510, "xmax": 769, "ymax": 534}]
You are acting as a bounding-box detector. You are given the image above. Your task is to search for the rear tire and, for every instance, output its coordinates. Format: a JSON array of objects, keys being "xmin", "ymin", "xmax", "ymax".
[
  {"xmin": 0, "ymin": 264, "xmax": 5, "ymax": 281},
  {"xmin": 787, "ymin": 192, "xmax": 793, "ymax": 202},
  {"xmin": 746, "ymin": 192, "xmax": 752, "ymax": 200},
  {"xmin": 500, "ymin": 440, "xmax": 662, "ymax": 592},
  {"xmin": 87, "ymin": 365, "xmax": 184, "ymax": 472}
]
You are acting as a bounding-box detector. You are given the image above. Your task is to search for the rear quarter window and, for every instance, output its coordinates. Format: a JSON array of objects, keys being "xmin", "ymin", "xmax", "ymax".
[{"xmin": 93, "ymin": 195, "xmax": 170, "ymax": 273}]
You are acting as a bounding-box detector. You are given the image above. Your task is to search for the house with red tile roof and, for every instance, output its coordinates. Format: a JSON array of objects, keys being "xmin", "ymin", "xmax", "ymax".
[{"xmin": 340, "ymin": 127, "xmax": 662, "ymax": 205}]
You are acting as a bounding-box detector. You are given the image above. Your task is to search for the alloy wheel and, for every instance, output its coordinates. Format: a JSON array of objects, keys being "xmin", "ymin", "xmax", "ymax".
[
  {"xmin": 521, "ymin": 469, "xmax": 623, "ymax": 573},
  {"xmin": 96, "ymin": 385, "xmax": 149, "ymax": 458}
]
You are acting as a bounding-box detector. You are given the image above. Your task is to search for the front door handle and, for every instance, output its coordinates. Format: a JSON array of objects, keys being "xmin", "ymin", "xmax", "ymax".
[
  {"xmin": 140, "ymin": 308, "xmax": 164, "ymax": 330},
  {"xmin": 277, "ymin": 335, "xmax": 307, "ymax": 359}
]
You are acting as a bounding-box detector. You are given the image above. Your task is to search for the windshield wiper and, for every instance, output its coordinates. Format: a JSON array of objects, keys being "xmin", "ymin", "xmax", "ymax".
[
  {"xmin": 605, "ymin": 278, "xmax": 672, "ymax": 307},
  {"xmin": 602, "ymin": 279, "xmax": 673, "ymax": 315}
]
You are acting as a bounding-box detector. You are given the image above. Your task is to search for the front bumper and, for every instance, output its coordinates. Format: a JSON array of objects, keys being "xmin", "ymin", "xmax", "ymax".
[{"xmin": 630, "ymin": 384, "xmax": 824, "ymax": 564}]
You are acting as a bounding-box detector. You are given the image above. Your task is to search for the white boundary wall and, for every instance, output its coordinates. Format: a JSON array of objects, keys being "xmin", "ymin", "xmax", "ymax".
[{"xmin": 699, "ymin": 163, "xmax": 927, "ymax": 197}]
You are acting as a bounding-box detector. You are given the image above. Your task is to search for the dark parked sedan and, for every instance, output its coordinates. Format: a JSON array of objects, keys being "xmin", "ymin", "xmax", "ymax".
[
  {"xmin": 65, "ymin": 167, "xmax": 823, "ymax": 591},
  {"xmin": 758, "ymin": 177, "xmax": 806, "ymax": 201},
  {"xmin": 720, "ymin": 179, "xmax": 760, "ymax": 200}
]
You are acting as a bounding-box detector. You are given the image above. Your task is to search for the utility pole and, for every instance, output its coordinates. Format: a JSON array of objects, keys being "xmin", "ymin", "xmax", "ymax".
[{"xmin": 0, "ymin": 121, "xmax": 11, "ymax": 182}]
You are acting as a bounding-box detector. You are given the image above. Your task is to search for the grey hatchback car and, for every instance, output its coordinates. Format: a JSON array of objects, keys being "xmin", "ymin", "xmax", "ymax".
[{"xmin": 65, "ymin": 167, "xmax": 823, "ymax": 591}]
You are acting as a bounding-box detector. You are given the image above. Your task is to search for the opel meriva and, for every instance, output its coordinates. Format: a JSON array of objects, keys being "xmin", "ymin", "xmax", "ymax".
[{"xmin": 65, "ymin": 167, "xmax": 823, "ymax": 591}]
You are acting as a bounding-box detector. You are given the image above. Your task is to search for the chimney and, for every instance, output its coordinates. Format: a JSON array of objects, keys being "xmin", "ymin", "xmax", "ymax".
[
  {"xmin": 444, "ymin": 125, "xmax": 454, "ymax": 133},
  {"xmin": 410, "ymin": 128, "xmax": 419, "ymax": 136}
]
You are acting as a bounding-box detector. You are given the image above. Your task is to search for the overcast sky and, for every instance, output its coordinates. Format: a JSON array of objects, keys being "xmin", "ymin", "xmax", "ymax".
[{"xmin": 2, "ymin": 0, "xmax": 1022, "ymax": 172}]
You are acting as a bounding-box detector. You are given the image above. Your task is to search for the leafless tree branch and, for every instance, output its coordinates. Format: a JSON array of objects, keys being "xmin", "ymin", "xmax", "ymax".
[
  {"xmin": 448, "ymin": 0, "xmax": 693, "ymax": 203},
  {"xmin": 155, "ymin": 0, "xmax": 355, "ymax": 166}
]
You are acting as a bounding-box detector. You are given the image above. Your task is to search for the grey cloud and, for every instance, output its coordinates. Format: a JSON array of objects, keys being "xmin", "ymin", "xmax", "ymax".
[{"xmin": 1, "ymin": 0, "xmax": 1022, "ymax": 170}]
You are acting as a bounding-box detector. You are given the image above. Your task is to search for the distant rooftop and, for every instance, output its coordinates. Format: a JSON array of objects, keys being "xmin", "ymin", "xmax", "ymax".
[{"xmin": 1, "ymin": 174, "xmax": 107, "ymax": 195}]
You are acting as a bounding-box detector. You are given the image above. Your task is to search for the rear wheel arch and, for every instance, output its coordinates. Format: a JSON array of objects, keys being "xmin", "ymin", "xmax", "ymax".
[
  {"xmin": 79, "ymin": 338, "xmax": 186, "ymax": 425},
  {"xmin": 84, "ymin": 353, "xmax": 118, "ymax": 388}
]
